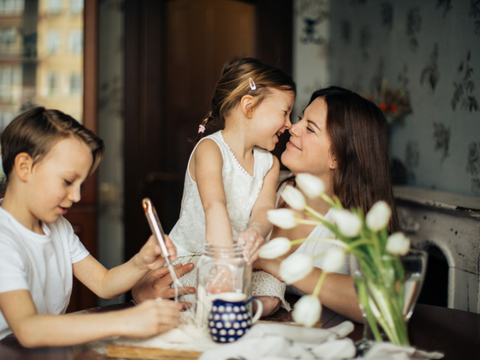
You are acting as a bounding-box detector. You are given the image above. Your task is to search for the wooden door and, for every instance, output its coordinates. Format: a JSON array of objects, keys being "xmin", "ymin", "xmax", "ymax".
[{"xmin": 124, "ymin": 0, "xmax": 292, "ymax": 260}]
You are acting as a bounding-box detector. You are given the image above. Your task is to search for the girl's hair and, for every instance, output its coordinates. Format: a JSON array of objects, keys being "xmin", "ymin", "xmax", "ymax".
[
  {"xmin": 1, "ymin": 107, "xmax": 105, "ymax": 181},
  {"xmin": 307, "ymin": 86, "xmax": 399, "ymax": 232},
  {"xmin": 196, "ymin": 57, "xmax": 296, "ymax": 140}
]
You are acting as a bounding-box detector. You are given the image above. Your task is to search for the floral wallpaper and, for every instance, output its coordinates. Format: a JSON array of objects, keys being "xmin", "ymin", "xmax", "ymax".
[{"xmin": 327, "ymin": 0, "xmax": 480, "ymax": 197}]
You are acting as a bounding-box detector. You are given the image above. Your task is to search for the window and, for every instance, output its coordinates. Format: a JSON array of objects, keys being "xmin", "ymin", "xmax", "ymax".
[
  {"xmin": 47, "ymin": 30, "xmax": 60, "ymax": 53},
  {"xmin": 48, "ymin": 73, "xmax": 57, "ymax": 94},
  {"xmin": 48, "ymin": 0, "xmax": 61, "ymax": 14},
  {"xmin": 0, "ymin": 0, "xmax": 87, "ymax": 189},
  {"xmin": 70, "ymin": 0, "xmax": 82, "ymax": 14},
  {"xmin": 0, "ymin": 66, "xmax": 21, "ymax": 101},
  {"xmin": 69, "ymin": 30, "xmax": 82, "ymax": 53},
  {"xmin": 69, "ymin": 73, "xmax": 81, "ymax": 94},
  {"xmin": 0, "ymin": 27, "xmax": 16, "ymax": 46},
  {"xmin": 0, "ymin": 111, "xmax": 14, "ymax": 130},
  {"xmin": 0, "ymin": 0, "xmax": 24, "ymax": 14}
]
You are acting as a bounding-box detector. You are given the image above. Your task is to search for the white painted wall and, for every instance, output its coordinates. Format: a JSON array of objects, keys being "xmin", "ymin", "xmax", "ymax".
[{"xmin": 293, "ymin": 0, "xmax": 330, "ymax": 117}]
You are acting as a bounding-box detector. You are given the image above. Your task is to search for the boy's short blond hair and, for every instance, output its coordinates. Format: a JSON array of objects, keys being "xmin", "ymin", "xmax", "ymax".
[{"xmin": 1, "ymin": 107, "xmax": 104, "ymax": 181}]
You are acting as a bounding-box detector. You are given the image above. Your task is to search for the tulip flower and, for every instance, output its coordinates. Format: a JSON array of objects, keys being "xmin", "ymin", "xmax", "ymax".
[
  {"xmin": 330, "ymin": 209, "xmax": 362, "ymax": 237},
  {"xmin": 259, "ymin": 237, "xmax": 291, "ymax": 259},
  {"xmin": 280, "ymin": 253, "xmax": 314, "ymax": 284},
  {"xmin": 292, "ymin": 295, "xmax": 322, "ymax": 327},
  {"xmin": 322, "ymin": 247, "xmax": 346, "ymax": 273},
  {"xmin": 366, "ymin": 201, "xmax": 391, "ymax": 232},
  {"xmin": 386, "ymin": 232, "xmax": 411, "ymax": 256},
  {"xmin": 267, "ymin": 209, "xmax": 298, "ymax": 229},
  {"xmin": 281, "ymin": 185, "xmax": 306, "ymax": 211},
  {"xmin": 296, "ymin": 173, "xmax": 325, "ymax": 198}
]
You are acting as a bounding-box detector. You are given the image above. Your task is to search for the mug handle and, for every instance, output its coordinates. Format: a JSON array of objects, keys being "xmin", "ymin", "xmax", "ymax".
[{"xmin": 246, "ymin": 297, "xmax": 263, "ymax": 324}]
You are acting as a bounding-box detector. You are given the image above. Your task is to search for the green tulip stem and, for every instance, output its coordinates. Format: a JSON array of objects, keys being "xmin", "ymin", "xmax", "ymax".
[
  {"xmin": 290, "ymin": 237, "xmax": 348, "ymax": 248},
  {"xmin": 320, "ymin": 193, "xmax": 337, "ymax": 208},
  {"xmin": 297, "ymin": 219, "xmax": 323, "ymax": 226},
  {"xmin": 304, "ymin": 205, "xmax": 325, "ymax": 220},
  {"xmin": 348, "ymin": 239, "xmax": 373, "ymax": 250},
  {"xmin": 313, "ymin": 269, "xmax": 328, "ymax": 297},
  {"xmin": 280, "ymin": 186, "xmax": 412, "ymax": 347}
]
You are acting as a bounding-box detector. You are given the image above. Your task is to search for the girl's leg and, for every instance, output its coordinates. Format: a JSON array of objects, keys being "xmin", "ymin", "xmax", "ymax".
[
  {"xmin": 252, "ymin": 270, "xmax": 291, "ymax": 316},
  {"xmin": 254, "ymin": 296, "xmax": 281, "ymax": 317}
]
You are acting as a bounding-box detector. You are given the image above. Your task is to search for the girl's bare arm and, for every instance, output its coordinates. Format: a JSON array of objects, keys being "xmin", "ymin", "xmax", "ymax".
[
  {"xmin": 237, "ymin": 156, "xmax": 280, "ymax": 263},
  {"xmin": 193, "ymin": 139, "xmax": 233, "ymax": 245},
  {"xmin": 247, "ymin": 156, "xmax": 280, "ymax": 237}
]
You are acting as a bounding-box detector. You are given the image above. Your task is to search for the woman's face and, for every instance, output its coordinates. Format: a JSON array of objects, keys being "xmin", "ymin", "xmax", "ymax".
[{"xmin": 281, "ymin": 97, "xmax": 336, "ymax": 180}]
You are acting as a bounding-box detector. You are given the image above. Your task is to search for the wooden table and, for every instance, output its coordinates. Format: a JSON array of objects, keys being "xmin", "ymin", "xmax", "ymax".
[{"xmin": 1, "ymin": 301, "xmax": 479, "ymax": 360}]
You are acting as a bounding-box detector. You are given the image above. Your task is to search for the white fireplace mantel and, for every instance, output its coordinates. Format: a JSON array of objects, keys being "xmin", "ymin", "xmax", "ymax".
[{"xmin": 394, "ymin": 186, "xmax": 480, "ymax": 314}]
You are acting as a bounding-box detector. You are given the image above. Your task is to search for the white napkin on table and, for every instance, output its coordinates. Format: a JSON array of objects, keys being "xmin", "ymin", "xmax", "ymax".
[
  {"xmin": 198, "ymin": 321, "xmax": 444, "ymax": 360},
  {"xmin": 359, "ymin": 342, "xmax": 444, "ymax": 360},
  {"xmin": 198, "ymin": 321, "xmax": 357, "ymax": 360}
]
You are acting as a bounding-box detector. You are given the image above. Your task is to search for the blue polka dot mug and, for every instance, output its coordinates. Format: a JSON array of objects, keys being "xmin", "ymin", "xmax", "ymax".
[{"xmin": 208, "ymin": 292, "xmax": 263, "ymax": 343}]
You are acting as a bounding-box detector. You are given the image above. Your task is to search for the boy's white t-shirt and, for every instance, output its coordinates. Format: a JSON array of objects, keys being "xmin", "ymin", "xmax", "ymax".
[{"xmin": 0, "ymin": 200, "xmax": 89, "ymax": 340}]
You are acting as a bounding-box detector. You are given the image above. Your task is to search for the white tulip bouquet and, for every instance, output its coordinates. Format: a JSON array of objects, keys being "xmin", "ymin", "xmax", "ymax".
[{"xmin": 260, "ymin": 173, "xmax": 414, "ymax": 346}]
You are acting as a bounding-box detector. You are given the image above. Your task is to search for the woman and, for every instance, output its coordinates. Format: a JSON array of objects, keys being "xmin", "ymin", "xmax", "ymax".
[
  {"xmin": 254, "ymin": 86, "xmax": 399, "ymax": 323},
  {"xmin": 132, "ymin": 86, "xmax": 398, "ymax": 323}
]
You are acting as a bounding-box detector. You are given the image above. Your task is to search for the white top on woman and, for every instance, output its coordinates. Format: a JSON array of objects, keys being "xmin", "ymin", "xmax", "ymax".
[{"xmin": 276, "ymin": 176, "xmax": 350, "ymax": 270}]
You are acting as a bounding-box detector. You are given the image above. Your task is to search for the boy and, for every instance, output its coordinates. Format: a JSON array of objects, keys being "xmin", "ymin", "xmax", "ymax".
[{"xmin": 0, "ymin": 107, "xmax": 182, "ymax": 347}]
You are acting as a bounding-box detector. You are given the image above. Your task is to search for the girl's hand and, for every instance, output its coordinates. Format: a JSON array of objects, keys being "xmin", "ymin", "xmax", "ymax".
[
  {"xmin": 237, "ymin": 227, "xmax": 265, "ymax": 264},
  {"xmin": 207, "ymin": 265, "xmax": 235, "ymax": 293},
  {"xmin": 137, "ymin": 235, "xmax": 178, "ymax": 270},
  {"xmin": 132, "ymin": 263, "xmax": 196, "ymax": 305},
  {"xmin": 120, "ymin": 299, "xmax": 182, "ymax": 337}
]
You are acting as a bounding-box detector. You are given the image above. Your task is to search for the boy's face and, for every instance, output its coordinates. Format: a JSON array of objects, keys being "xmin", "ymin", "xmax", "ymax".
[{"xmin": 26, "ymin": 136, "xmax": 93, "ymax": 226}]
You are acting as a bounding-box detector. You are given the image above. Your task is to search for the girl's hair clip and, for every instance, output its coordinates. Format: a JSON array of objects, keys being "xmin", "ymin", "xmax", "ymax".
[
  {"xmin": 249, "ymin": 78, "xmax": 256, "ymax": 91},
  {"xmin": 198, "ymin": 124, "xmax": 206, "ymax": 133}
]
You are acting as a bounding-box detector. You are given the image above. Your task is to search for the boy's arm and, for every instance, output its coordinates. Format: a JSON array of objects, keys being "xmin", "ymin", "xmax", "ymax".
[
  {"xmin": 0, "ymin": 289, "xmax": 181, "ymax": 348},
  {"xmin": 238, "ymin": 156, "xmax": 280, "ymax": 263},
  {"xmin": 194, "ymin": 139, "xmax": 233, "ymax": 245},
  {"xmin": 73, "ymin": 235, "xmax": 174, "ymax": 299}
]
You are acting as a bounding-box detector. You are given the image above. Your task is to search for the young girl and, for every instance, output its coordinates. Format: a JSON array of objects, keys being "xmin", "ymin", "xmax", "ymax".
[
  {"xmin": 169, "ymin": 58, "xmax": 296, "ymax": 316},
  {"xmin": 0, "ymin": 107, "xmax": 182, "ymax": 347}
]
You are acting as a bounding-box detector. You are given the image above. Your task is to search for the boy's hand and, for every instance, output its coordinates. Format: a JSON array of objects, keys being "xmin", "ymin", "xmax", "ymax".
[
  {"xmin": 237, "ymin": 227, "xmax": 264, "ymax": 264},
  {"xmin": 137, "ymin": 235, "xmax": 178, "ymax": 270},
  {"xmin": 121, "ymin": 299, "xmax": 182, "ymax": 337}
]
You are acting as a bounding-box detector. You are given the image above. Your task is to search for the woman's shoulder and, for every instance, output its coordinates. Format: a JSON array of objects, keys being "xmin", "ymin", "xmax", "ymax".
[{"xmin": 278, "ymin": 170, "xmax": 293, "ymax": 185}]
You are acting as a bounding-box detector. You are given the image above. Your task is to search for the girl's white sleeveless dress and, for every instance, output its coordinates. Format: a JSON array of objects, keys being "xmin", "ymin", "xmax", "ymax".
[{"xmin": 169, "ymin": 131, "xmax": 290, "ymax": 310}]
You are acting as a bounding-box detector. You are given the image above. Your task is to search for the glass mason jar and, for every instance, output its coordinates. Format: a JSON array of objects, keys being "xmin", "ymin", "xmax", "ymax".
[
  {"xmin": 349, "ymin": 249, "xmax": 428, "ymax": 348},
  {"xmin": 195, "ymin": 244, "xmax": 252, "ymax": 328}
]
